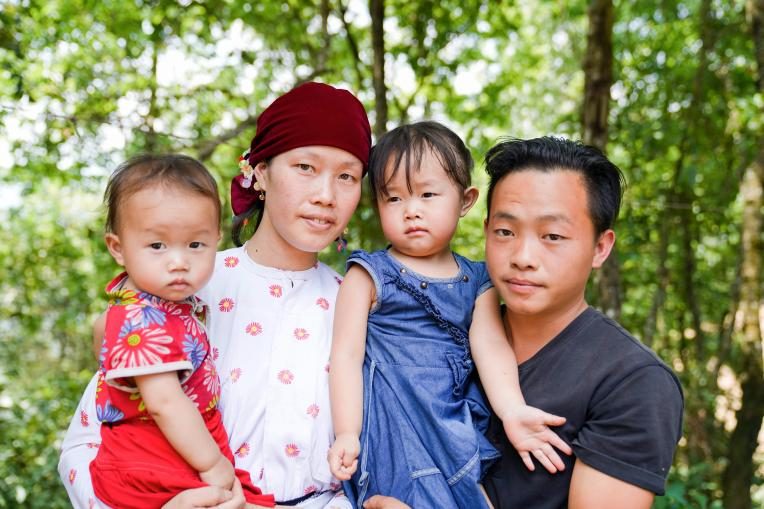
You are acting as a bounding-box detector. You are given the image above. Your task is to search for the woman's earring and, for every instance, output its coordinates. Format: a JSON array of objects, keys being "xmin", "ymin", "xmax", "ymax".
[
  {"xmin": 336, "ymin": 228, "xmax": 349, "ymax": 252},
  {"xmin": 253, "ymin": 181, "xmax": 265, "ymax": 201}
]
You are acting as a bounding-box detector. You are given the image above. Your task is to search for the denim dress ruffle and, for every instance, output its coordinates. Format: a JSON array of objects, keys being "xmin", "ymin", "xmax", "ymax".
[{"xmin": 342, "ymin": 249, "xmax": 499, "ymax": 509}]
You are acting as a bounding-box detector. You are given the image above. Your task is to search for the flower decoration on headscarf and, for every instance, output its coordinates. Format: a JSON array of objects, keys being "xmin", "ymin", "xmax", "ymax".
[{"xmin": 238, "ymin": 150, "xmax": 255, "ymax": 189}]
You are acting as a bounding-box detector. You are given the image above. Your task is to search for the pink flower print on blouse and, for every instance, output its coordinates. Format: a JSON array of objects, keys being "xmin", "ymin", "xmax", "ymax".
[
  {"xmin": 330, "ymin": 481, "xmax": 341, "ymax": 491},
  {"xmin": 277, "ymin": 369, "xmax": 294, "ymax": 384},
  {"xmin": 258, "ymin": 468, "xmax": 264, "ymax": 480},
  {"xmin": 224, "ymin": 256, "xmax": 239, "ymax": 268},
  {"xmin": 304, "ymin": 485, "xmax": 318, "ymax": 495},
  {"xmin": 235, "ymin": 442, "xmax": 250, "ymax": 458},
  {"xmin": 285, "ymin": 443, "xmax": 300, "ymax": 457},
  {"xmin": 68, "ymin": 468, "xmax": 76, "ymax": 485},
  {"xmin": 269, "ymin": 284, "xmax": 283, "ymax": 298},
  {"xmin": 294, "ymin": 328, "xmax": 310, "ymax": 341},
  {"xmin": 325, "ymin": 363, "xmax": 331, "ymax": 373},
  {"xmin": 218, "ymin": 298, "xmax": 235, "ymax": 312},
  {"xmin": 230, "ymin": 367, "xmax": 242, "ymax": 383},
  {"xmin": 111, "ymin": 325, "xmax": 173, "ymax": 369},
  {"xmin": 334, "ymin": 276, "xmax": 343, "ymax": 285},
  {"xmin": 80, "ymin": 410, "xmax": 89, "ymax": 427},
  {"xmin": 245, "ymin": 322, "xmax": 263, "ymax": 336},
  {"xmin": 212, "ymin": 347, "xmax": 220, "ymax": 361},
  {"xmin": 89, "ymin": 499, "xmax": 96, "ymax": 509},
  {"xmin": 306, "ymin": 404, "xmax": 319, "ymax": 418},
  {"xmin": 316, "ymin": 297, "xmax": 329, "ymax": 310}
]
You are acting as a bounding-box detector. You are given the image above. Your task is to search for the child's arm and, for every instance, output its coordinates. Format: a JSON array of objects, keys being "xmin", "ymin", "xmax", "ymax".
[
  {"xmin": 135, "ymin": 372, "xmax": 235, "ymax": 489},
  {"xmin": 327, "ymin": 265, "xmax": 375, "ymax": 480},
  {"xmin": 470, "ymin": 288, "xmax": 572, "ymax": 473}
]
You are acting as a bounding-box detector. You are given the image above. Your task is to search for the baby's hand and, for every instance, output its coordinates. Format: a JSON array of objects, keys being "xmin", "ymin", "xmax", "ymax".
[
  {"xmin": 501, "ymin": 404, "xmax": 572, "ymax": 474},
  {"xmin": 199, "ymin": 454, "xmax": 236, "ymax": 490},
  {"xmin": 327, "ymin": 433, "xmax": 360, "ymax": 480}
]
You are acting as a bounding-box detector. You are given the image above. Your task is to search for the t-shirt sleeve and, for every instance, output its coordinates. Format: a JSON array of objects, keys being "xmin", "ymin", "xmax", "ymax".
[
  {"xmin": 572, "ymin": 364, "xmax": 684, "ymax": 494},
  {"xmin": 102, "ymin": 305, "xmax": 194, "ymax": 391}
]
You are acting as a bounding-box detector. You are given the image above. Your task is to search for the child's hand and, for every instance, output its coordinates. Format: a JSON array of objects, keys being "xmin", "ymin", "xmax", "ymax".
[
  {"xmin": 199, "ymin": 454, "xmax": 236, "ymax": 490},
  {"xmin": 327, "ymin": 433, "xmax": 360, "ymax": 480},
  {"xmin": 500, "ymin": 404, "xmax": 572, "ymax": 474}
]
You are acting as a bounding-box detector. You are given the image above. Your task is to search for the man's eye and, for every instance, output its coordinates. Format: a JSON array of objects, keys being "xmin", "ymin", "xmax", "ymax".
[{"xmin": 495, "ymin": 229, "xmax": 513, "ymax": 237}]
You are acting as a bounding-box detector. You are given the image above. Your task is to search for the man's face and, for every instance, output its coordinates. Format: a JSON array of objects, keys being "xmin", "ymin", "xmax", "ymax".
[{"xmin": 484, "ymin": 169, "xmax": 614, "ymax": 320}]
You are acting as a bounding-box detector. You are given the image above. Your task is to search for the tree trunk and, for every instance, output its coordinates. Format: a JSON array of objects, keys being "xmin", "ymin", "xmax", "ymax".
[
  {"xmin": 369, "ymin": 0, "xmax": 388, "ymax": 138},
  {"xmin": 581, "ymin": 0, "xmax": 620, "ymax": 319},
  {"xmin": 721, "ymin": 148, "xmax": 764, "ymax": 509},
  {"xmin": 721, "ymin": 2, "xmax": 764, "ymax": 505}
]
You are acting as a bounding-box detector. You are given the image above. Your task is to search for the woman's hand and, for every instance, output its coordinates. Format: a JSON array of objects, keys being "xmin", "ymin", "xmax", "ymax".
[{"xmin": 161, "ymin": 478, "xmax": 246, "ymax": 509}]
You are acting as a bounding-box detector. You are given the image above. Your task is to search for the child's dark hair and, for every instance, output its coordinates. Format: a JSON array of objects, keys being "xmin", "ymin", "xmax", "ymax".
[
  {"xmin": 105, "ymin": 154, "xmax": 221, "ymax": 233},
  {"xmin": 367, "ymin": 121, "xmax": 473, "ymax": 205},
  {"xmin": 484, "ymin": 136, "xmax": 625, "ymax": 236}
]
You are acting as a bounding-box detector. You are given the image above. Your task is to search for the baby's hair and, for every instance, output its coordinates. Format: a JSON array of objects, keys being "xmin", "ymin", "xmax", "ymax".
[
  {"xmin": 367, "ymin": 121, "xmax": 473, "ymax": 206},
  {"xmin": 104, "ymin": 154, "xmax": 221, "ymax": 234}
]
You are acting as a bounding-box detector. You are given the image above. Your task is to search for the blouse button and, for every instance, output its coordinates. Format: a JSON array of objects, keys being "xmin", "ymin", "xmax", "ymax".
[
  {"xmin": 462, "ymin": 275, "xmax": 469, "ymax": 282},
  {"xmin": 420, "ymin": 281, "xmax": 428, "ymax": 289}
]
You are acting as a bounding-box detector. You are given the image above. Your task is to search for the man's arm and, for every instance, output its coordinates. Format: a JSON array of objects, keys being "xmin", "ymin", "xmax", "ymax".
[{"xmin": 568, "ymin": 459, "xmax": 653, "ymax": 509}]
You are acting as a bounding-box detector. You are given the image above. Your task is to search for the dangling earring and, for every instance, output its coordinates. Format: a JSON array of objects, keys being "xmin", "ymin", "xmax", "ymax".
[
  {"xmin": 336, "ymin": 227, "xmax": 349, "ymax": 252},
  {"xmin": 253, "ymin": 181, "xmax": 265, "ymax": 201}
]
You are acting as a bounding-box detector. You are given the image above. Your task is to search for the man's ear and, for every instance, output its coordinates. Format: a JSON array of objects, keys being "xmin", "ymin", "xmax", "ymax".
[
  {"xmin": 460, "ymin": 186, "xmax": 480, "ymax": 217},
  {"xmin": 592, "ymin": 229, "xmax": 616, "ymax": 269},
  {"xmin": 104, "ymin": 233, "xmax": 126, "ymax": 266}
]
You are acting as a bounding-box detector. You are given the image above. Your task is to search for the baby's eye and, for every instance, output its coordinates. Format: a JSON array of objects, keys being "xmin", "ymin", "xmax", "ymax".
[
  {"xmin": 189, "ymin": 241, "xmax": 203, "ymax": 249},
  {"xmin": 149, "ymin": 242, "xmax": 164, "ymax": 250},
  {"xmin": 422, "ymin": 192, "xmax": 436, "ymax": 198},
  {"xmin": 386, "ymin": 196, "xmax": 401, "ymax": 203}
]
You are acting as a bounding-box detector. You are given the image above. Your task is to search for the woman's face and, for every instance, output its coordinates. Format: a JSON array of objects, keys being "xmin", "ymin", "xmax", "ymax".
[{"xmin": 253, "ymin": 146, "xmax": 363, "ymax": 265}]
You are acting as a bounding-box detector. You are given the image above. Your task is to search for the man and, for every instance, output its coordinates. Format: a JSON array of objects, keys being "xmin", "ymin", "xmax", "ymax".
[
  {"xmin": 479, "ymin": 136, "xmax": 683, "ymax": 508},
  {"xmin": 366, "ymin": 137, "xmax": 683, "ymax": 509}
]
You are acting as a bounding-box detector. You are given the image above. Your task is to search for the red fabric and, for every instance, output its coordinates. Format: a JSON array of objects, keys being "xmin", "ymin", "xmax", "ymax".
[
  {"xmin": 231, "ymin": 81, "xmax": 371, "ymax": 215},
  {"xmin": 91, "ymin": 409, "xmax": 275, "ymax": 508}
]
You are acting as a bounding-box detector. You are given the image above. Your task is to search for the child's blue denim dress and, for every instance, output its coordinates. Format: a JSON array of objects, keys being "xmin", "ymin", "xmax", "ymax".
[{"xmin": 342, "ymin": 249, "xmax": 499, "ymax": 508}]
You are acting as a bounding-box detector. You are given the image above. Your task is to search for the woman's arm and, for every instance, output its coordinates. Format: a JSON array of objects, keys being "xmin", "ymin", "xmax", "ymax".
[
  {"xmin": 58, "ymin": 373, "xmax": 108, "ymax": 508},
  {"xmin": 135, "ymin": 372, "xmax": 234, "ymax": 489},
  {"xmin": 327, "ymin": 266, "xmax": 374, "ymax": 480},
  {"xmin": 470, "ymin": 288, "xmax": 571, "ymax": 473}
]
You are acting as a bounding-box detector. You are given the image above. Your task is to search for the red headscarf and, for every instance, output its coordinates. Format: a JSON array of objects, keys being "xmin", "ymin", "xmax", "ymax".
[{"xmin": 231, "ymin": 82, "xmax": 371, "ymax": 215}]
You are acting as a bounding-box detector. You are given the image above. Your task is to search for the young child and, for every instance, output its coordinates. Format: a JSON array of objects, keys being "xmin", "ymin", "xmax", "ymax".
[
  {"xmin": 89, "ymin": 154, "xmax": 274, "ymax": 508},
  {"xmin": 328, "ymin": 122, "xmax": 571, "ymax": 508},
  {"xmin": 59, "ymin": 81, "xmax": 372, "ymax": 509}
]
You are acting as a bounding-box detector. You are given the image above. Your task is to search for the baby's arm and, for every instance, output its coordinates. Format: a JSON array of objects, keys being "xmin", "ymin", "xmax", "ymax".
[
  {"xmin": 470, "ymin": 288, "xmax": 572, "ymax": 473},
  {"xmin": 327, "ymin": 265, "xmax": 374, "ymax": 480},
  {"xmin": 135, "ymin": 372, "xmax": 235, "ymax": 489}
]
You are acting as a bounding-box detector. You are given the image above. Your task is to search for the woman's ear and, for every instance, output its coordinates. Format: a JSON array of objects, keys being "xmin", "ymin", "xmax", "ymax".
[
  {"xmin": 460, "ymin": 186, "xmax": 479, "ymax": 217},
  {"xmin": 104, "ymin": 233, "xmax": 126, "ymax": 266},
  {"xmin": 253, "ymin": 161, "xmax": 269, "ymax": 192}
]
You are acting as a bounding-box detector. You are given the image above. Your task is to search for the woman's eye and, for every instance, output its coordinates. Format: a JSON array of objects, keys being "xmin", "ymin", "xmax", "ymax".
[
  {"xmin": 545, "ymin": 234, "xmax": 564, "ymax": 241},
  {"xmin": 495, "ymin": 229, "xmax": 513, "ymax": 237},
  {"xmin": 297, "ymin": 163, "xmax": 313, "ymax": 172},
  {"xmin": 339, "ymin": 172, "xmax": 357, "ymax": 182}
]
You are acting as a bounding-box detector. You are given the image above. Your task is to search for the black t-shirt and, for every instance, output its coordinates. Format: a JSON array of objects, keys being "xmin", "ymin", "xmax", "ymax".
[{"xmin": 482, "ymin": 307, "xmax": 684, "ymax": 509}]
